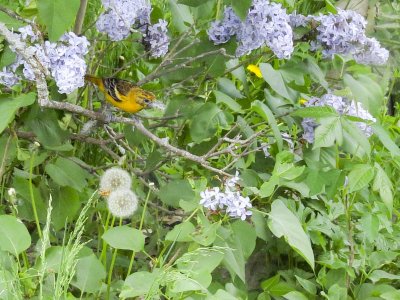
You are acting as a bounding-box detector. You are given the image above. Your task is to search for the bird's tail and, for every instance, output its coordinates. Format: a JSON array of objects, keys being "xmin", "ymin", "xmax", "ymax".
[{"xmin": 84, "ymin": 75, "xmax": 103, "ymax": 87}]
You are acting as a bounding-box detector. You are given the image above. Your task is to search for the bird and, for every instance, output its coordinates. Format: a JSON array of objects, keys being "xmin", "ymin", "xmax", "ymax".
[{"xmin": 84, "ymin": 75, "xmax": 156, "ymax": 113}]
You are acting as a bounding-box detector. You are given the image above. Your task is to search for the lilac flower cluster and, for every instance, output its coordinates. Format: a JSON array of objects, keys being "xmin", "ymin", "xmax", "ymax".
[
  {"xmin": 208, "ymin": 0, "xmax": 294, "ymax": 59},
  {"xmin": 0, "ymin": 26, "xmax": 89, "ymax": 94},
  {"xmin": 301, "ymin": 93, "xmax": 376, "ymax": 143},
  {"xmin": 207, "ymin": 7, "xmax": 241, "ymax": 45},
  {"xmin": 0, "ymin": 58, "xmax": 21, "ymax": 87},
  {"xmin": 96, "ymin": 0, "xmax": 170, "ymax": 58},
  {"xmin": 143, "ymin": 19, "xmax": 170, "ymax": 58},
  {"xmin": 200, "ymin": 172, "xmax": 252, "ymax": 220},
  {"xmin": 237, "ymin": 0, "xmax": 293, "ymax": 58},
  {"xmin": 45, "ymin": 33, "xmax": 90, "ymax": 94},
  {"xmin": 311, "ymin": 9, "xmax": 389, "ymax": 65},
  {"xmin": 96, "ymin": 0, "xmax": 151, "ymax": 41}
]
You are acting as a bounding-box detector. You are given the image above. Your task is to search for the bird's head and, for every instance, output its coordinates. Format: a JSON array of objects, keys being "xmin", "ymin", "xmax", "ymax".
[{"xmin": 134, "ymin": 88, "xmax": 157, "ymax": 109}]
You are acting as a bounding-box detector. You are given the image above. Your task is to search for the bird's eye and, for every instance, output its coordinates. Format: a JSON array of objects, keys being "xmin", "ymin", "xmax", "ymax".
[{"xmin": 144, "ymin": 99, "xmax": 150, "ymax": 104}]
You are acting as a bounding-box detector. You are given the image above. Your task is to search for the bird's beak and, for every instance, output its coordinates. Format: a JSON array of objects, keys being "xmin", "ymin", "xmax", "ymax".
[{"xmin": 147, "ymin": 101, "xmax": 166, "ymax": 110}]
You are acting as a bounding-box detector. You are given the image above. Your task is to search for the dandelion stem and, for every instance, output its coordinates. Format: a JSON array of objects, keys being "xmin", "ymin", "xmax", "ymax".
[
  {"xmin": 100, "ymin": 211, "xmax": 111, "ymax": 265},
  {"xmin": 106, "ymin": 218, "xmax": 121, "ymax": 300},
  {"xmin": 29, "ymin": 151, "xmax": 42, "ymax": 239},
  {"xmin": 126, "ymin": 188, "xmax": 152, "ymax": 278}
]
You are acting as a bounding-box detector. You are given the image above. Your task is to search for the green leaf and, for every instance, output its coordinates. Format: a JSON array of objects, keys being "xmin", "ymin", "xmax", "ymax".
[
  {"xmin": 165, "ymin": 222, "xmax": 195, "ymax": 242},
  {"xmin": 26, "ymin": 108, "xmax": 71, "ymax": 150},
  {"xmin": 344, "ymin": 74, "xmax": 383, "ymax": 115},
  {"xmin": 37, "ymin": 0, "xmax": 80, "ymax": 41},
  {"xmin": 347, "ymin": 164, "xmax": 374, "ymax": 193},
  {"xmin": 373, "ymin": 163, "xmax": 393, "ymax": 213},
  {"xmin": 52, "ymin": 186, "xmax": 81, "ymax": 230},
  {"xmin": 158, "ymin": 179, "xmax": 195, "ymax": 208},
  {"xmin": 231, "ymin": 0, "xmax": 252, "ymax": 20},
  {"xmin": 372, "ymin": 123, "xmax": 400, "ymax": 157},
  {"xmin": 283, "ymin": 291, "xmax": 308, "ymax": 300},
  {"xmin": 0, "ymin": 215, "xmax": 31, "ymax": 256},
  {"xmin": 72, "ymin": 254, "xmax": 106, "ymax": 293},
  {"xmin": 295, "ymin": 275, "xmax": 317, "ymax": 295},
  {"xmin": 252, "ymin": 100, "xmax": 283, "ymax": 151},
  {"xmin": 291, "ymin": 106, "xmax": 338, "ymax": 118},
  {"xmin": 259, "ymin": 63, "xmax": 293, "ymax": 101},
  {"xmin": 215, "ymin": 221, "xmax": 256, "ymax": 282},
  {"xmin": 45, "ymin": 157, "xmax": 90, "ymax": 192},
  {"xmin": 341, "ymin": 118, "xmax": 371, "ymax": 157},
  {"xmin": 191, "ymin": 222, "xmax": 220, "ymax": 246},
  {"xmin": 121, "ymin": 270, "xmax": 161, "ymax": 298},
  {"xmin": 177, "ymin": 0, "xmax": 212, "ymax": 6},
  {"xmin": 268, "ymin": 200, "xmax": 314, "ymax": 270},
  {"xmin": 214, "ymin": 91, "xmax": 244, "ymax": 113},
  {"xmin": 360, "ymin": 214, "xmax": 379, "ymax": 243},
  {"xmin": 261, "ymin": 274, "xmax": 281, "ymax": 290},
  {"xmin": 327, "ymin": 284, "xmax": 347, "ymax": 300},
  {"xmin": 217, "ymin": 78, "xmax": 244, "ymax": 99},
  {"xmin": 102, "ymin": 226, "xmax": 145, "ymax": 251},
  {"xmin": 313, "ymin": 117, "xmax": 342, "ymax": 148},
  {"xmin": 191, "ymin": 102, "xmax": 232, "ymax": 143},
  {"xmin": 169, "ymin": 0, "xmax": 194, "ymax": 32},
  {"xmin": 0, "ymin": 93, "xmax": 36, "ymax": 134}
]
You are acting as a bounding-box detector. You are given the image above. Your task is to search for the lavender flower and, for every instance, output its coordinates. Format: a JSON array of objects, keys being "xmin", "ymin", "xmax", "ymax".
[
  {"xmin": 236, "ymin": 0, "xmax": 293, "ymax": 58},
  {"xmin": 199, "ymin": 171, "xmax": 252, "ymax": 220},
  {"xmin": 310, "ymin": 9, "xmax": 389, "ymax": 65},
  {"xmin": 301, "ymin": 93, "xmax": 376, "ymax": 142},
  {"xmin": 354, "ymin": 37, "xmax": 389, "ymax": 65},
  {"xmin": 143, "ymin": 19, "xmax": 170, "ymax": 58},
  {"xmin": 312, "ymin": 9, "xmax": 366, "ymax": 58},
  {"xmin": 301, "ymin": 118, "xmax": 317, "ymax": 143},
  {"xmin": 347, "ymin": 101, "xmax": 376, "ymax": 137},
  {"xmin": 0, "ymin": 30, "xmax": 89, "ymax": 94},
  {"xmin": 44, "ymin": 32, "xmax": 89, "ymax": 94},
  {"xmin": 0, "ymin": 67, "xmax": 20, "ymax": 87},
  {"xmin": 208, "ymin": 6, "xmax": 241, "ymax": 45},
  {"xmin": 18, "ymin": 25, "xmax": 39, "ymax": 43},
  {"xmin": 96, "ymin": 0, "xmax": 151, "ymax": 41},
  {"xmin": 288, "ymin": 12, "xmax": 310, "ymax": 28}
]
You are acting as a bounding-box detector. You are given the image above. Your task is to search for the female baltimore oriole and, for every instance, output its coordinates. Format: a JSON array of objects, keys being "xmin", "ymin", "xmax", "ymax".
[{"xmin": 85, "ymin": 75, "xmax": 156, "ymax": 113}]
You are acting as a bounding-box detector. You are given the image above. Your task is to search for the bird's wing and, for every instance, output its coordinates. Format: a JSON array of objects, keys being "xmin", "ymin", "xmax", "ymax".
[
  {"xmin": 103, "ymin": 78, "xmax": 135, "ymax": 102},
  {"xmin": 103, "ymin": 78, "xmax": 122, "ymax": 102}
]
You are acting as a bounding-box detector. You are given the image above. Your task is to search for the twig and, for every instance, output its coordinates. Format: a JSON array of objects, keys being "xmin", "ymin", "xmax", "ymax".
[{"xmin": 0, "ymin": 5, "xmax": 34, "ymax": 25}]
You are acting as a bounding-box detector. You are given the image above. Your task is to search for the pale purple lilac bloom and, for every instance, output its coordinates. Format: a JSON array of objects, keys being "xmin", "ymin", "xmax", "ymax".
[
  {"xmin": 208, "ymin": 1, "xmax": 294, "ymax": 59},
  {"xmin": 207, "ymin": 7, "xmax": 242, "ymax": 45},
  {"xmin": 143, "ymin": 19, "xmax": 170, "ymax": 58},
  {"xmin": 96, "ymin": 0, "xmax": 151, "ymax": 41},
  {"xmin": 301, "ymin": 94, "xmax": 376, "ymax": 143},
  {"xmin": 200, "ymin": 172, "xmax": 252, "ymax": 220},
  {"xmin": 311, "ymin": 9, "xmax": 388, "ymax": 65},
  {"xmin": 0, "ymin": 28, "xmax": 90, "ymax": 94}
]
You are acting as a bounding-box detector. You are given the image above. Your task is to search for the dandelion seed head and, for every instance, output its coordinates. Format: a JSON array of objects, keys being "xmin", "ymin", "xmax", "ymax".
[
  {"xmin": 100, "ymin": 167, "xmax": 132, "ymax": 195},
  {"xmin": 107, "ymin": 189, "xmax": 138, "ymax": 218}
]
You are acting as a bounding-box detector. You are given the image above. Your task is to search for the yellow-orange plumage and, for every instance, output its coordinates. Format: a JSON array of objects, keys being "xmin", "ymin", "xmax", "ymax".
[{"xmin": 84, "ymin": 75, "xmax": 156, "ymax": 113}]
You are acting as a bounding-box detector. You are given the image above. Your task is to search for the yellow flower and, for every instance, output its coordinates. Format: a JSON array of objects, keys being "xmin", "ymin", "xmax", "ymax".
[
  {"xmin": 247, "ymin": 64, "xmax": 263, "ymax": 78},
  {"xmin": 299, "ymin": 98, "xmax": 308, "ymax": 105}
]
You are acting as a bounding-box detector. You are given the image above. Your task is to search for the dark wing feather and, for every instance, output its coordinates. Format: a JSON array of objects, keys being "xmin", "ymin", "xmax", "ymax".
[{"xmin": 103, "ymin": 78, "xmax": 135, "ymax": 102}]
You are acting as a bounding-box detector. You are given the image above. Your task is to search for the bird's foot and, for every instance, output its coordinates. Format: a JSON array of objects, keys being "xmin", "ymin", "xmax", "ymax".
[{"xmin": 103, "ymin": 111, "xmax": 116, "ymax": 123}]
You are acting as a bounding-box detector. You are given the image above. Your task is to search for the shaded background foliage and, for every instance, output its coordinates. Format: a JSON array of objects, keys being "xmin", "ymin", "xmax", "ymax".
[{"xmin": 0, "ymin": 0, "xmax": 400, "ymax": 299}]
